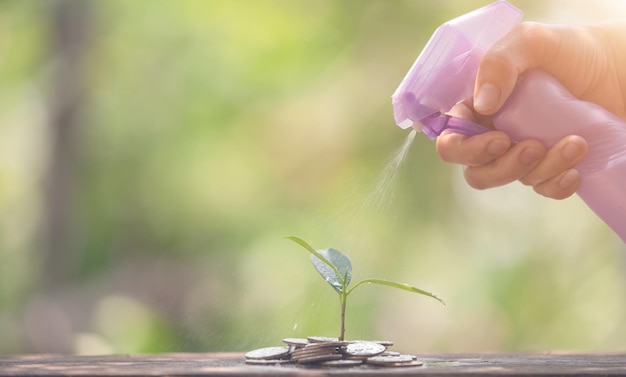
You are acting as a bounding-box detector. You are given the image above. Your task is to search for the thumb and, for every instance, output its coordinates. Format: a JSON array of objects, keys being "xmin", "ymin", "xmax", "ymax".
[{"xmin": 473, "ymin": 22, "xmax": 555, "ymax": 115}]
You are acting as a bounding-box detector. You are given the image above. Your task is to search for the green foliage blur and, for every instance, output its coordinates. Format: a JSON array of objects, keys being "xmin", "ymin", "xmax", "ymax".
[{"xmin": 1, "ymin": 0, "xmax": 626, "ymax": 354}]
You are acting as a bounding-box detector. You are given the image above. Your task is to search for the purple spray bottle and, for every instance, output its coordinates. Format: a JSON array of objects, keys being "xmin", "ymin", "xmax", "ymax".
[{"xmin": 392, "ymin": 0, "xmax": 626, "ymax": 242}]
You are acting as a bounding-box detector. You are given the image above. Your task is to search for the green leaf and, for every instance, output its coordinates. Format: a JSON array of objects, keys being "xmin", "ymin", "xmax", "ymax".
[
  {"xmin": 347, "ymin": 278, "xmax": 445, "ymax": 305},
  {"xmin": 285, "ymin": 236, "xmax": 343, "ymax": 294},
  {"xmin": 284, "ymin": 236, "xmax": 352, "ymax": 293},
  {"xmin": 310, "ymin": 248, "xmax": 352, "ymax": 293}
]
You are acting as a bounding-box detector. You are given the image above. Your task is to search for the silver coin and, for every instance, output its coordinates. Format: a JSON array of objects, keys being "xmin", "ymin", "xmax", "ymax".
[
  {"xmin": 282, "ymin": 338, "xmax": 309, "ymax": 348},
  {"xmin": 302, "ymin": 341, "xmax": 347, "ymax": 349},
  {"xmin": 295, "ymin": 353, "xmax": 344, "ymax": 364},
  {"xmin": 245, "ymin": 346, "xmax": 291, "ymax": 360},
  {"xmin": 290, "ymin": 343, "xmax": 344, "ymax": 359},
  {"xmin": 352, "ymin": 339, "xmax": 394, "ymax": 347},
  {"xmin": 292, "ymin": 349, "xmax": 337, "ymax": 357},
  {"xmin": 291, "ymin": 348, "xmax": 339, "ymax": 360},
  {"xmin": 319, "ymin": 359, "xmax": 363, "ymax": 368},
  {"xmin": 245, "ymin": 358, "xmax": 291, "ymax": 365},
  {"xmin": 291, "ymin": 349, "xmax": 333, "ymax": 358},
  {"xmin": 367, "ymin": 354, "xmax": 415, "ymax": 364},
  {"xmin": 384, "ymin": 360, "xmax": 424, "ymax": 368},
  {"xmin": 373, "ymin": 340, "xmax": 394, "ymax": 347},
  {"xmin": 380, "ymin": 351, "xmax": 401, "ymax": 357},
  {"xmin": 291, "ymin": 347, "xmax": 334, "ymax": 356},
  {"xmin": 344, "ymin": 355, "xmax": 370, "ymax": 361},
  {"xmin": 307, "ymin": 336, "xmax": 339, "ymax": 343},
  {"xmin": 367, "ymin": 355, "xmax": 424, "ymax": 367},
  {"xmin": 342, "ymin": 342, "xmax": 386, "ymax": 357}
]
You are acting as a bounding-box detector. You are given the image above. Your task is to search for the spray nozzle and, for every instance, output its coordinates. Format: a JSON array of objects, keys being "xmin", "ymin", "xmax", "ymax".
[{"xmin": 392, "ymin": 0, "xmax": 523, "ymax": 136}]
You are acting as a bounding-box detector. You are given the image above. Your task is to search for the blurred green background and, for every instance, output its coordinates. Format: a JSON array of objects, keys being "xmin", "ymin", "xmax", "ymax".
[{"xmin": 1, "ymin": 0, "xmax": 626, "ymax": 355}]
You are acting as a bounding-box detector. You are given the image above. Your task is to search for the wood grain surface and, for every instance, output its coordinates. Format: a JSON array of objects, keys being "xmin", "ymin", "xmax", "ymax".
[{"xmin": 1, "ymin": 352, "xmax": 626, "ymax": 376}]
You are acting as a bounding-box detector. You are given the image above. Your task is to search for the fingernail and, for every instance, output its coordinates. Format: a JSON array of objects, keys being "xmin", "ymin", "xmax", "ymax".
[
  {"xmin": 474, "ymin": 83, "xmax": 501, "ymax": 113},
  {"xmin": 520, "ymin": 147, "xmax": 543, "ymax": 165},
  {"xmin": 487, "ymin": 139, "xmax": 509, "ymax": 156},
  {"xmin": 562, "ymin": 142, "xmax": 582, "ymax": 160},
  {"xmin": 559, "ymin": 169, "xmax": 580, "ymax": 189}
]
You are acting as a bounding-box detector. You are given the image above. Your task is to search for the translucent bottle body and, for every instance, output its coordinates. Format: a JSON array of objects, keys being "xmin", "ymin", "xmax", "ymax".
[{"xmin": 494, "ymin": 70, "xmax": 626, "ymax": 241}]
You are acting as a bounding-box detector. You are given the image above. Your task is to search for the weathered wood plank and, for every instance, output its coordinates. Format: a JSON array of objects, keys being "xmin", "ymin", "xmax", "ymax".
[{"xmin": 1, "ymin": 352, "xmax": 625, "ymax": 376}]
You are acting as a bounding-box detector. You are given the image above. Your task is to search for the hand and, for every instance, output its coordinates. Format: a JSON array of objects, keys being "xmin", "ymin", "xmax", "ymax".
[
  {"xmin": 474, "ymin": 22, "xmax": 626, "ymax": 117},
  {"xmin": 437, "ymin": 100, "xmax": 588, "ymax": 200},
  {"xmin": 436, "ymin": 21, "xmax": 626, "ymax": 199}
]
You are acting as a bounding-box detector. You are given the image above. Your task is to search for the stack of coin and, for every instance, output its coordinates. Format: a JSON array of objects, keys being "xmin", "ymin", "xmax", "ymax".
[
  {"xmin": 244, "ymin": 346, "xmax": 291, "ymax": 365},
  {"xmin": 244, "ymin": 336, "xmax": 424, "ymax": 368},
  {"xmin": 291, "ymin": 340, "xmax": 346, "ymax": 364},
  {"xmin": 366, "ymin": 354, "xmax": 424, "ymax": 367}
]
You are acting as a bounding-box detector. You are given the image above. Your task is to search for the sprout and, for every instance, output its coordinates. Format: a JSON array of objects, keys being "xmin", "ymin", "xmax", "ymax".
[{"xmin": 285, "ymin": 236, "xmax": 444, "ymax": 341}]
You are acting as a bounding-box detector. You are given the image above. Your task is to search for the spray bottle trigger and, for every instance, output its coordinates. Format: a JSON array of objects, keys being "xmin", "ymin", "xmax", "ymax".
[
  {"xmin": 445, "ymin": 115, "xmax": 492, "ymax": 137},
  {"xmin": 419, "ymin": 113, "xmax": 492, "ymax": 140}
]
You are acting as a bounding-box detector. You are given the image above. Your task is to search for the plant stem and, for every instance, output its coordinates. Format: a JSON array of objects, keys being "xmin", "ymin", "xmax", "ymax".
[
  {"xmin": 339, "ymin": 302, "xmax": 346, "ymax": 341},
  {"xmin": 339, "ymin": 292, "xmax": 346, "ymax": 341}
]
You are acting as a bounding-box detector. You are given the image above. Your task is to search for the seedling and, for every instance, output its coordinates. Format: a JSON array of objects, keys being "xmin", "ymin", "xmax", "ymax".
[{"xmin": 285, "ymin": 236, "xmax": 444, "ymax": 341}]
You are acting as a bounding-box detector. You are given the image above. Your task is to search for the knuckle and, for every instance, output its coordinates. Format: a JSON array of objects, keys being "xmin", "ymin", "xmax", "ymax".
[
  {"xmin": 463, "ymin": 168, "xmax": 496, "ymax": 190},
  {"xmin": 463, "ymin": 169, "xmax": 487, "ymax": 190},
  {"xmin": 435, "ymin": 135, "xmax": 461, "ymax": 164},
  {"xmin": 533, "ymin": 181, "xmax": 575, "ymax": 200},
  {"xmin": 518, "ymin": 22, "xmax": 558, "ymax": 65},
  {"xmin": 534, "ymin": 186, "xmax": 570, "ymax": 200},
  {"xmin": 519, "ymin": 22, "xmax": 549, "ymax": 39},
  {"xmin": 519, "ymin": 174, "xmax": 541, "ymax": 187}
]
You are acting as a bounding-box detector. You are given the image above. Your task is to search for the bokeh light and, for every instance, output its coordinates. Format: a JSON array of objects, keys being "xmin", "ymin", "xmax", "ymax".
[{"xmin": 0, "ymin": 0, "xmax": 625, "ymax": 355}]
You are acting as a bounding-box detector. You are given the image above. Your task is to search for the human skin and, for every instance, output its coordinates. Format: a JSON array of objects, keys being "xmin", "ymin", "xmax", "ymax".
[{"xmin": 436, "ymin": 21, "xmax": 626, "ymax": 199}]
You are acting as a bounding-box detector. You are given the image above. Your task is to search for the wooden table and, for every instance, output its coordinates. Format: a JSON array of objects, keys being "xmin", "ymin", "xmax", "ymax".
[{"xmin": 1, "ymin": 352, "xmax": 625, "ymax": 376}]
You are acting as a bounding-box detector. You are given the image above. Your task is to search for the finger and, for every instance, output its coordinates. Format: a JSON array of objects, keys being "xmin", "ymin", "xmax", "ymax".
[
  {"xmin": 463, "ymin": 139, "xmax": 546, "ymax": 190},
  {"xmin": 519, "ymin": 135, "xmax": 588, "ymax": 187},
  {"xmin": 436, "ymin": 130, "xmax": 511, "ymax": 166},
  {"xmin": 474, "ymin": 22, "xmax": 558, "ymax": 115},
  {"xmin": 446, "ymin": 98, "xmax": 496, "ymax": 129},
  {"xmin": 533, "ymin": 169, "xmax": 581, "ymax": 200}
]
